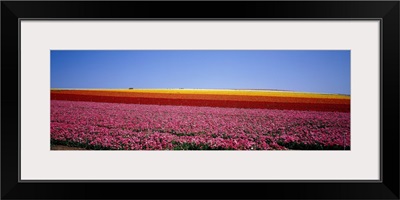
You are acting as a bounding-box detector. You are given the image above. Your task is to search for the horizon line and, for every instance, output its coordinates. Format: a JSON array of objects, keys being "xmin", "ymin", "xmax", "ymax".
[{"xmin": 50, "ymin": 87, "xmax": 351, "ymax": 96}]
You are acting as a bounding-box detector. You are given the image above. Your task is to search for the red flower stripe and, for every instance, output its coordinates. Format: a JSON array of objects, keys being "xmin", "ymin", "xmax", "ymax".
[
  {"xmin": 51, "ymin": 93, "xmax": 350, "ymax": 112},
  {"xmin": 52, "ymin": 90, "xmax": 350, "ymax": 105}
]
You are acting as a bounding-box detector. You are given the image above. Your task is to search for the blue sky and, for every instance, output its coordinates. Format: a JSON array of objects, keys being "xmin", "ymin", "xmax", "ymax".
[{"xmin": 51, "ymin": 50, "xmax": 350, "ymax": 95}]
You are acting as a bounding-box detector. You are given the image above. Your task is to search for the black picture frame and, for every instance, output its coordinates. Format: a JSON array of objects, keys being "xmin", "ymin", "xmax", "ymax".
[{"xmin": 2, "ymin": 1, "xmax": 399, "ymax": 199}]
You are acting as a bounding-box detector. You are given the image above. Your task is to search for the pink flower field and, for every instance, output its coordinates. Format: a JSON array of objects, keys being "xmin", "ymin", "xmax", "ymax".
[{"xmin": 51, "ymin": 100, "xmax": 350, "ymax": 150}]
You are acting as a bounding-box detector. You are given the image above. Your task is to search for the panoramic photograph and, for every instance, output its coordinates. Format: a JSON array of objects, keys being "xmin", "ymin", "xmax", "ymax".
[{"xmin": 50, "ymin": 50, "xmax": 350, "ymax": 150}]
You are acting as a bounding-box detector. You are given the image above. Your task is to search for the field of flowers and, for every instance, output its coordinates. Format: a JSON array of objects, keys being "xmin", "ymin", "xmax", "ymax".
[
  {"xmin": 51, "ymin": 89, "xmax": 350, "ymax": 112},
  {"xmin": 51, "ymin": 99, "xmax": 350, "ymax": 150}
]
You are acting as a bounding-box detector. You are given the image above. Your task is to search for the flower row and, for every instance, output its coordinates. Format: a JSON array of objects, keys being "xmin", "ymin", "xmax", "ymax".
[{"xmin": 51, "ymin": 100, "xmax": 350, "ymax": 150}]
